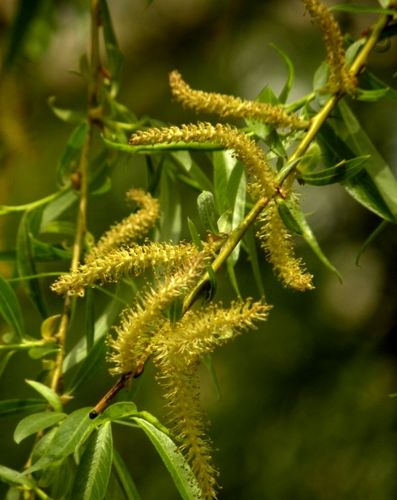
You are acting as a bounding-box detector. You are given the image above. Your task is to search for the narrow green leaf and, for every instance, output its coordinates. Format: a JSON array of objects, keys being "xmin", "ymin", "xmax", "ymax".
[
  {"xmin": 0, "ymin": 274, "xmax": 25, "ymax": 341},
  {"xmin": 71, "ymin": 422, "xmax": 113, "ymax": 500},
  {"xmin": 100, "ymin": 0, "xmax": 123, "ymax": 94},
  {"xmin": 113, "ymin": 449, "xmax": 142, "ymax": 500},
  {"xmin": 356, "ymin": 220, "xmax": 389, "ymax": 265},
  {"xmin": 14, "ymin": 411, "xmax": 66, "ymax": 444},
  {"xmin": 0, "ymin": 465, "xmax": 34, "ymax": 488},
  {"xmin": 299, "ymin": 156, "xmax": 368, "ymax": 186},
  {"xmin": 0, "ymin": 351, "xmax": 16, "ymax": 379},
  {"xmin": 97, "ymin": 402, "xmax": 138, "ymax": 422},
  {"xmin": 331, "ymin": 4, "xmax": 397, "ymax": 15},
  {"xmin": 359, "ymin": 71, "xmax": 397, "ymax": 102},
  {"xmin": 26, "ymin": 380, "xmax": 63, "ymax": 413},
  {"xmin": 187, "ymin": 218, "xmax": 204, "ymax": 250},
  {"xmin": 337, "ymin": 101, "xmax": 397, "ymax": 222},
  {"xmin": 64, "ymin": 298, "xmax": 122, "ymax": 373},
  {"xmin": 0, "ymin": 399, "xmax": 46, "ymax": 419},
  {"xmin": 317, "ymin": 109, "xmax": 397, "ymax": 223},
  {"xmin": 28, "ymin": 407, "xmax": 94, "ymax": 472},
  {"xmin": 103, "ymin": 137, "xmax": 222, "ymax": 154},
  {"xmin": 202, "ymin": 354, "xmax": 222, "ymax": 401},
  {"xmin": 66, "ymin": 338, "xmax": 106, "ymax": 394},
  {"xmin": 86, "ymin": 289, "xmax": 95, "ymax": 353},
  {"xmin": 159, "ymin": 166, "xmax": 182, "ymax": 242},
  {"xmin": 41, "ymin": 220, "xmax": 77, "ymax": 236},
  {"xmin": 213, "ymin": 150, "xmax": 237, "ymax": 212},
  {"xmin": 278, "ymin": 200, "xmax": 342, "ymax": 281},
  {"xmin": 171, "ymin": 152, "xmax": 212, "ymax": 191},
  {"xmin": 48, "ymin": 96, "xmax": 85, "ymax": 123},
  {"xmin": 57, "ymin": 122, "xmax": 89, "ymax": 183},
  {"xmin": 133, "ymin": 417, "xmax": 202, "ymax": 500},
  {"xmin": 242, "ymin": 228, "xmax": 265, "ymax": 296},
  {"xmin": 16, "ymin": 210, "xmax": 48, "ymax": 318},
  {"xmin": 270, "ymin": 44, "xmax": 295, "ymax": 103},
  {"xmin": 356, "ymin": 87, "xmax": 390, "ymax": 102},
  {"xmin": 197, "ymin": 191, "xmax": 219, "ymax": 233}
]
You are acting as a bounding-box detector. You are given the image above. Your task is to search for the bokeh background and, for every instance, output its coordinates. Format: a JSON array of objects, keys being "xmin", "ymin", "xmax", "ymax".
[{"xmin": 1, "ymin": 0, "xmax": 397, "ymax": 499}]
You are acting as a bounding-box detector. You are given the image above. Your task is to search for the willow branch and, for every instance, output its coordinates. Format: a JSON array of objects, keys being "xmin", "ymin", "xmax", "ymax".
[
  {"xmin": 90, "ymin": 13, "xmax": 391, "ymax": 415},
  {"xmin": 50, "ymin": 0, "xmax": 101, "ymax": 394}
]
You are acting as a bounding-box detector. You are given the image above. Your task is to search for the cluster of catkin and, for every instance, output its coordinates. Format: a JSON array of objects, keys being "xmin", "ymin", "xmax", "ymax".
[
  {"xmin": 52, "ymin": 2, "xmax": 358, "ymax": 498},
  {"xmin": 52, "ymin": 188, "xmax": 270, "ymax": 500}
]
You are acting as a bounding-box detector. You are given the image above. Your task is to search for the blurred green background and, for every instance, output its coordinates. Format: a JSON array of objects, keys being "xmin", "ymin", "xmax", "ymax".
[{"xmin": 1, "ymin": 0, "xmax": 397, "ymax": 498}]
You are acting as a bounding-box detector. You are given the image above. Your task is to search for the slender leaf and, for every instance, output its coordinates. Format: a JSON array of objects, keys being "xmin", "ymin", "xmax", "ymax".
[
  {"xmin": 25, "ymin": 379, "xmax": 63, "ymax": 413},
  {"xmin": 242, "ymin": 228, "xmax": 265, "ymax": 296},
  {"xmin": 356, "ymin": 220, "xmax": 389, "ymax": 265},
  {"xmin": 64, "ymin": 297, "xmax": 122, "ymax": 373},
  {"xmin": 331, "ymin": 4, "xmax": 397, "ymax": 15},
  {"xmin": 48, "ymin": 96, "xmax": 85, "ymax": 123},
  {"xmin": 66, "ymin": 338, "xmax": 106, "ymax": 394},
  {"xmin": 0, "ymin": 274, "xmax": 25, "ymax": 341},
  {"xmin": 16, "ymin": 210, "xmax": 48, "ymax": 317},
  {"xmin": 98, "ymin": 402, "xmax": 138, "ymax": 422},
  {"xmin": 197, "ymin": 191, "xmax": 218, "ymax": 233},
  {"xmin": 159, "ymin": 165, "xmax": 182, "ymax": 242},
  {"xmin": 133, "ymin": 417, "xmax": 202, "ymax": 500},
  {"xmin": 0, "ymin": 399, "xmax": 46, "ymax": 419},
  {"xmin": 57, "ymin": 122, "xmax": 89, "ymax": 183},
  {"xmin": 0, "ymin": 465, "xmax": 34, "ymax": 488},
  {"xmin": 71, "ymin": 422, "xmax": 113, "ymax": 500},
  {"xmin": 0, "ymin": 351, "xmax": 16, "ymax": 379},
  {"xmin": 100, "ymin": 0, "xmax": 123, "ymax": 95},
  {"xmin": 356, "ymin": 87, "xmax": 390, "ymax": 102},
  {"xmin": 113, "ymin": 449, "xmax": 142, "ymax": 500},
  {"xmin": 14, "ymin": 411, "xmax": 66, "ymax": 444},
  {"xmin": 299, "ymin": 156, "xmax": 368, "ymax": 186},
  {"xmin": 187, "ymin": 218, "xmax": 204, "ymax": 250},
  {"xmin": 27, "ymin": 407, "xmax": 94, "ymax": 472},
  {"xmin": 213, "ymin": 150, "xmax": 237, "ymax": 212},
  {"xmin": 271, "ymin": 43, "xmax": 295, "ymax": 103}
]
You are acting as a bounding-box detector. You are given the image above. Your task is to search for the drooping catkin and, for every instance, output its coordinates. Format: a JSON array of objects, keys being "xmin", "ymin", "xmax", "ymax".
[
  {"xmin": 169, "ymin": 70, "xmax": 309, "ymax": 130},
  {"xmin": 51, "ymin": 241, "xmax": 201, "ymax": 296},
  {"xmin": 302, "ymin": 0, "xmax": 357, "ymax": 94},
  {"xmin": 130, "ymin": 122, "xmax": 277, "ymax": 198},
  {"xmin": 107, "ymin": 257, "xmax": 206, "ymax": 375},
  {"xmin": 257, "ymin": 200, "xmax": 313, "ymax": 291},
  {"xmin": 85, "ymin": 188, "xmax": 159, "ymax": 262},
  {"xmin": 152, "ymin": 299, "xmax": 270, "ymax": 499}
]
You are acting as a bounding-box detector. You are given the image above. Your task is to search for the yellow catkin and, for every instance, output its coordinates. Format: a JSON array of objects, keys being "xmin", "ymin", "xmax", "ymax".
[
  {"xmin": 302, "ymin": 0, "xmax": 357, "ymax": 93},
  {"xmin": 107, "ymin": 258, "xmax": 205, "ymax": 375},
  {"xmin": 51, "ymin": 241, "xmax": 201, "ymax": 296},
  {"xmin": 169, "ymin": 70, "xmax": 309, "ymax": 129},
  {"xmin": 86, "ymin": 188, "xmax": 160, "ymax": 262},
  {"xmin": 130, "ymin": 122, "xmax": 277, "ymax": 198},
  {"xmin": 152, "ymin": 299, "xmax": 270, "ymax": 499},
  {"xmin": 257, "ymin": 200, "xmax": 314, "ymax": 291}
]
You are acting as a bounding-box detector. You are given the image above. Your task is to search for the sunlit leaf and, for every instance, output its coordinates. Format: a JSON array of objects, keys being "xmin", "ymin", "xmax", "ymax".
[
  {"xmin": 271, "ymin": 44, "xmax": 295, "ymax": 103},
  {"xmin": 331, "ymin": 4, "xmax": 397, "ymax": 15},
  {"xmin": 71, "ymin": 422, "xmax": 113, "ymax": 500},
  {"xmin": 134, "ymin": 417, "xmax": 202, "ymax": 500},
  {"xmin": 27, "ymin": 407, "xmax": 94, "ymax": 473},
  {"xmin": 0, "ymin": 399, "xmax": 46, "ymax": 419},
  {"xmin": 298, "ymin": 156, "xmax": 368, "ymax": 186},
  {"xmin": 25, "ymin": 379, "xmax": 63, "ymax": 413},
  {"xmin": 197, "ymin": 191, "xmax": 218, "ymax": 233},
  {"xmin": 0, "ymin": 465, "xmax": 34, "ymax": 488},
  {"xmin": 0, "ymin": 275, "xmax": 25, "ymax": 341},
  {"xmin": 14, "ymin": 411, "xmax": 66, "ymax": 444}
]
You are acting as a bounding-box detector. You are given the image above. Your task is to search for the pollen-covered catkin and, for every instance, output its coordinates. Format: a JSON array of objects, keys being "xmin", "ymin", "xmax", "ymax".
[
  {"xmin": 51, "ymin": 241, "xmax": 201, "ymax": 296},
  {"xmin": 302, "ymin": 0, "xmax": 357, "ymax": 93},
  {"xmin": 257, "ymin": 200, "xmax": 314, "ymax": 291},
  {"xmin": 130, "ymin": 123, "xmax": 277, "ymax": 198},
  {"xmin": 107, "ymin": 257, "xmax": 206, "ymax": 375},
  {"xmin": 151, "ymin": 299, "xmax": 270, "ymax": 499},
  {"xmin": 85, "ymin": 188, "xmax": 159, "ymax": 262},
  {"xmin": 169, "ymin": 70, "xmax": 309, "ymax": 129}
]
